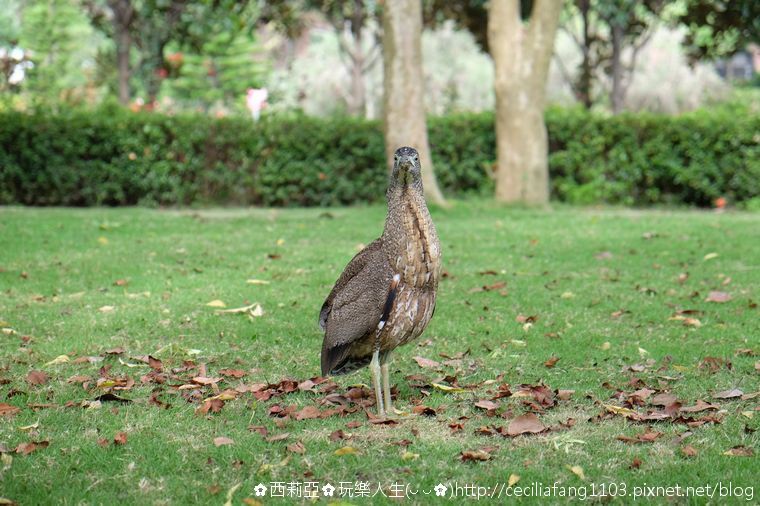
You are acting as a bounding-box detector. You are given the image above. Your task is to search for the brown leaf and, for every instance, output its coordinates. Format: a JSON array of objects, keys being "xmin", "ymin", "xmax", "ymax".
[
  {"xmin": 114, "ymin": 278, "xmax": 128, "ymax": 286},
  {"xmin": 474, "ymin": 400, "xmax": 499, "ymax": 411},
  {"xmin": 681, "ymin": 445, "xmax": 698, "ymax": 457},
  {"xmin": 713, "ymin": 388, "xmax": 743, "ymax": 399},
  {"xmin": 147, "ymin": 356, "xmax": 163, "ymax": 371},
  {"xmin": 213, "ymin": 436, "xmax": 234, "ymax": 447},
  {"xmin": 544, "ymin": 356, "xmax": 560, "ymax": 368},
  {"xmin": 698, "ymin": 357, "xmax": 730, "ymax": 372},
  {"xmin": 97, "ymin": 437, "xmax": 109, "ymax": 448},
  {"xmin": 705, "ymin": 291, "xmax": 731, "ymax": 303},
  {"xmin": 0, "ymin": 403, "xmax": 21, "ymax": 416},
  {"xmin": 515, "ymin": 314, "xmax": 537, "ymax": 324},
  {"xmin": 507, "ymin": 413, "xmax": 546, "ymax": 437},
  {"xmin": 651, "ymin": 393, "xmax": 678, "ymax": 406},
  {"xmin": 192, "ymin": 376, "xmax": 222, "ymax": 385},
  {"xmin": 218, "ymin": 369, "xmax": 247, "ymax": 378},
  {"xmin": 556, "ymin": 389, "xmax": 574, "ymax": 400},
  {"xmin": 329, "ymin": 429, "xmax": 347, "ymax": 442},
  {"xmin": 195, "ymin": 398, "xmax": 225, "ymax": 415},
  {"xmin": 113, "ymin": 432, "xmax": 128, "ymax": 445},
  {"xmin": 286, "ymin": 441, "xmax": 306, "ymax": 454},
  {"xmin": 104, "ymin": 347, "xmax": 125, "ymax": 355},
  {"xmin": 460, "ymin": 449, "xmax": 491, "ymax": 462},
  {"xmin": 294, "ymin": 405, "xmax": 321, "ymax": 420},
  {"xmin": 265, "ymin": 433, "xmax": 290, "ymax": 443},
  {"xmin": 26, "ymin": 371, "xmax": 48, "ymax": 386},
  {"xmin": 680, "ymin": 400, "xmax": 719, "ymax": 413},
  {"xmin": 15, "ymin": 440, "xmax": 49, "ymax": 455},
  {"xmin": 629, "ymin": 457, "xmax": 642, "ymax": 469},
  {"xmin": 411, "ymin": 405, "xmax": 437, "ymax": 417},
  {"xmin": 413, "ymin": 356, "xmax": 441, "ymax": 369},
  {"xmin": 723, "ymin": 446, "xmax": 753, "ymax": 457}
]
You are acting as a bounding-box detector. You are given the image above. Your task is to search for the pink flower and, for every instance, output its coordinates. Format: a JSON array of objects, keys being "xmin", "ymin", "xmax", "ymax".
[{"xmin": 246, "ymin": 88, "xmax": 268, "ymax": 120}]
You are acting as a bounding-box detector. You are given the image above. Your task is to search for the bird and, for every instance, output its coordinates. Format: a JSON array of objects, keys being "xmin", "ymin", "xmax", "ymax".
[{"xmin": 319, "ymin": 146, "xmax": 441, "ymax": 418}]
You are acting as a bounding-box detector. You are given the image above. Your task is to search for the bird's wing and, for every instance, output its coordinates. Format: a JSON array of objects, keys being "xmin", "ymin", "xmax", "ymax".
[
  {"xmin": 319, "ymin": 239, "xmax": 384, "ymax": 330},
  {"xmin": 320, "ymin": 240, "xmax": 393, "ymax": 375}
]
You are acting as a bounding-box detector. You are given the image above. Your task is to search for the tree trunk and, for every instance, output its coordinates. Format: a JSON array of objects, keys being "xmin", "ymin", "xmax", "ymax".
[
  {"xmin": 382, "ymin": 0, "xmax": 446, "ymax": 206},
  {"xmin": 578, "ymin": 0, "xmax": 593, "ymax": 109},
  {"xmin": 488, "ymin": 0, "xmax": 561, "ymax": 205},
  {"xmin": 348, "ymin": 0, "xmax": 367, "ymax": 116},
  {"xmin": 610, "ymin": 22, "xmax": 624, "ymax": 114},
  {"xmin": 115, "ymin": 25, "xmax": 131, "ymax": 104},
  {"xmin": 108, "ymin": 0, "xmax": 134, "ymax": 105}
]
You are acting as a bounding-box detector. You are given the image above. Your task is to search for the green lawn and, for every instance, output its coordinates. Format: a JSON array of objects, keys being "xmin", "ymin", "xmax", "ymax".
[{"xmin": 0, "ymin": 202, "xmax": 758, "ymax": 504}]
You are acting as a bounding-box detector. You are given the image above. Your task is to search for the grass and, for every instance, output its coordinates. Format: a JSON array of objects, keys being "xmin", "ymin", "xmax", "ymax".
[{"xmin": 0, "ymin": 201, "xmax": 758, "ymax": 504}]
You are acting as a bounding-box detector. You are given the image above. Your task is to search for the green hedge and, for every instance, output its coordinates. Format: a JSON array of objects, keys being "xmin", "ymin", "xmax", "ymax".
[{"xmin": 0, "ymin": 105, "xmax": 757, "ymax": 207}]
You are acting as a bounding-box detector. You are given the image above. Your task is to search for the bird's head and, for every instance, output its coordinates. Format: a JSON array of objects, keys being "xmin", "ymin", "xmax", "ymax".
[{"xmin": 391, "ymin": 146, "xmax": 422, "ymax": 187}]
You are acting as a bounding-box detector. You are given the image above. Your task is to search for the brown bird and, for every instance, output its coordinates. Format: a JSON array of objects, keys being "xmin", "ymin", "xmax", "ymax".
[{"xmin": 319, "ymin": 146, "xmax": 441, "ymax": 417}]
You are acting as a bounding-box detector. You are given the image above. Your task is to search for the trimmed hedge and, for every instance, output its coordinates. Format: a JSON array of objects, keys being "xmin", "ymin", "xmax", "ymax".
[{"xmin": 0, "ymin": 105, "xmax": 757, "ymax": 207}]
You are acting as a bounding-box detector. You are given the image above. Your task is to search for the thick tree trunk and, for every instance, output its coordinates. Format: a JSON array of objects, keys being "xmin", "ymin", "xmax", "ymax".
[
  {"xmin": 382, "ymin": 0, "xmax": 446, "ymax": 206},
  {"xmin": 488, "ymin": 0, "xmax": 561, "ymax": 205}
]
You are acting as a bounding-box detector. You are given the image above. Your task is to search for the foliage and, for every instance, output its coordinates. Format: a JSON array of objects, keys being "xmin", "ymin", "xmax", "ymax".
[
  {"xmin": 164, "ymin": 31, "xmax": 267, "ymax": 112},
  {"xmin": 17, "ymin": 0, "xmax": 99, "ymax": 104},
  {"xmin": 677, "ymin": 0, "xmax": 760, "ymax": 60},
  {"xmin": 82, "ymin": 0, "xmax": 261, "ymax": 104},
  {"xmin": 0, "ymin": 106, "xmax": 757, "ymax": 207},
  {"xmin": 559, "ymin": 0, "xmax": 670, "ymax": 111}
]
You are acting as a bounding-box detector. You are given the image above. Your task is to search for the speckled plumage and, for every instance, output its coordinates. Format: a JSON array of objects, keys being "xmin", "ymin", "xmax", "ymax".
[{"xmin": 319, "ymin": 147, "xmax": 441, "ymax": 390}]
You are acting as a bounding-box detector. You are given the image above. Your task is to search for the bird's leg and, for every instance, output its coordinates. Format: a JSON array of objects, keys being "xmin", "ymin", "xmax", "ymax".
[
  {"xmin": 380, "ymin": 353, "xmax": 408, "ymax": 416},
  {"xmin": 370, "ymin": 349, "xmax": 385, "ymax": 418},
  {"xmin": 381, "ymin": 356, "xmax": 393, "ymax": 414}
]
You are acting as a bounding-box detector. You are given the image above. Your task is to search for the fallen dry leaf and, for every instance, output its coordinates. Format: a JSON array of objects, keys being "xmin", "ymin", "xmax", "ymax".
[
  {"xmin": 206, "ymin": 300, "xmax": 226, "ymax": 308},
  {"xmin": 567, "ymin": 465, "xmax": 585, "ymax": 480},
  {"xmin": 98, "ymin": 305, "xmax": 115, "ymax": 313},
  {"xmin": 218, "ymin": 369, "xmax": 247, "ymax": 378},
  {"xmin": 507, "ymin": 413, "xmax": 546, "ymax": 436},
  {"xmin": 723, "ymin": 446, "xmax": 753, "ymax": 457},
  {"xmin": 15, "ymin": 441, "xmax": 49, "ymax": 455},
  {"xmin": 334, "ymin": 446, "xmax": 358, "ymax": 456},
  {"xmin": 44, "ymin": 355, "xmax": 70, "ymax": 366},
  {"xmin": 544, "ymin": 356, "xmax": 560, "ymax": 368},
  {"xmin": 413, "ymin": 356, "xmax": 441, "ymax": 369},
  {"xmin": 431, "ymin": 383, "xmax": 465, "ymax": 393},
  {"xmin": 213, "ymin": 437, "xmax": 234, "ymax": 447},
  {"xmin": 713, "ymin": 388, "xmax": 743, "ymax": 399},
  {"xmin": 460, "ymin": 449, "xmax": 491, "ymax": 462},
  {"xmin": 681, "ymin": 445, "xmax": 698, "ymax": 457},
  {"xmin": 705, "ymin": 291, "xmax": 731, "ymax": 303},
  {"xmin": 0, "ymin": 403, "xmax": 20, "ymax": 417},
  {"xmin": 329, "ymin": 430, "xmax": 347, "ymax": 442},
  {"xmin": 113, "ymin": 432, "xmax": 128, "ymax": 445},
  {"xmin": 286, "ymin": 441, "xmax": 306, "ymax": 454},
  {"xmin": 475, "ymin": 400, "xmax": 499, "ymax": 411},
  {"xmin": 265, "ymin": 433, "xmax": 290, "ymax": 443},
  {"xmin": 680, "ymin": 400, "xmax": 719, "ymax": 413},
  {"xmin": 508, "ymin": 474, "xmax": 520, "ymax": 487},
  {"xmin": 294, "ymin": 405, "xmax": 321, "ymax": 420},
  {"xmin": 26, "ymin": 371, "xmax": 48, "ymax": 386}
]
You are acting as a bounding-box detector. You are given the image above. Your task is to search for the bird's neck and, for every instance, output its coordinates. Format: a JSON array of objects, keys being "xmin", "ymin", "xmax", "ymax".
[{"xmin": 383, "ymin": 184, "xmax": 441, "ymax": 287}]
